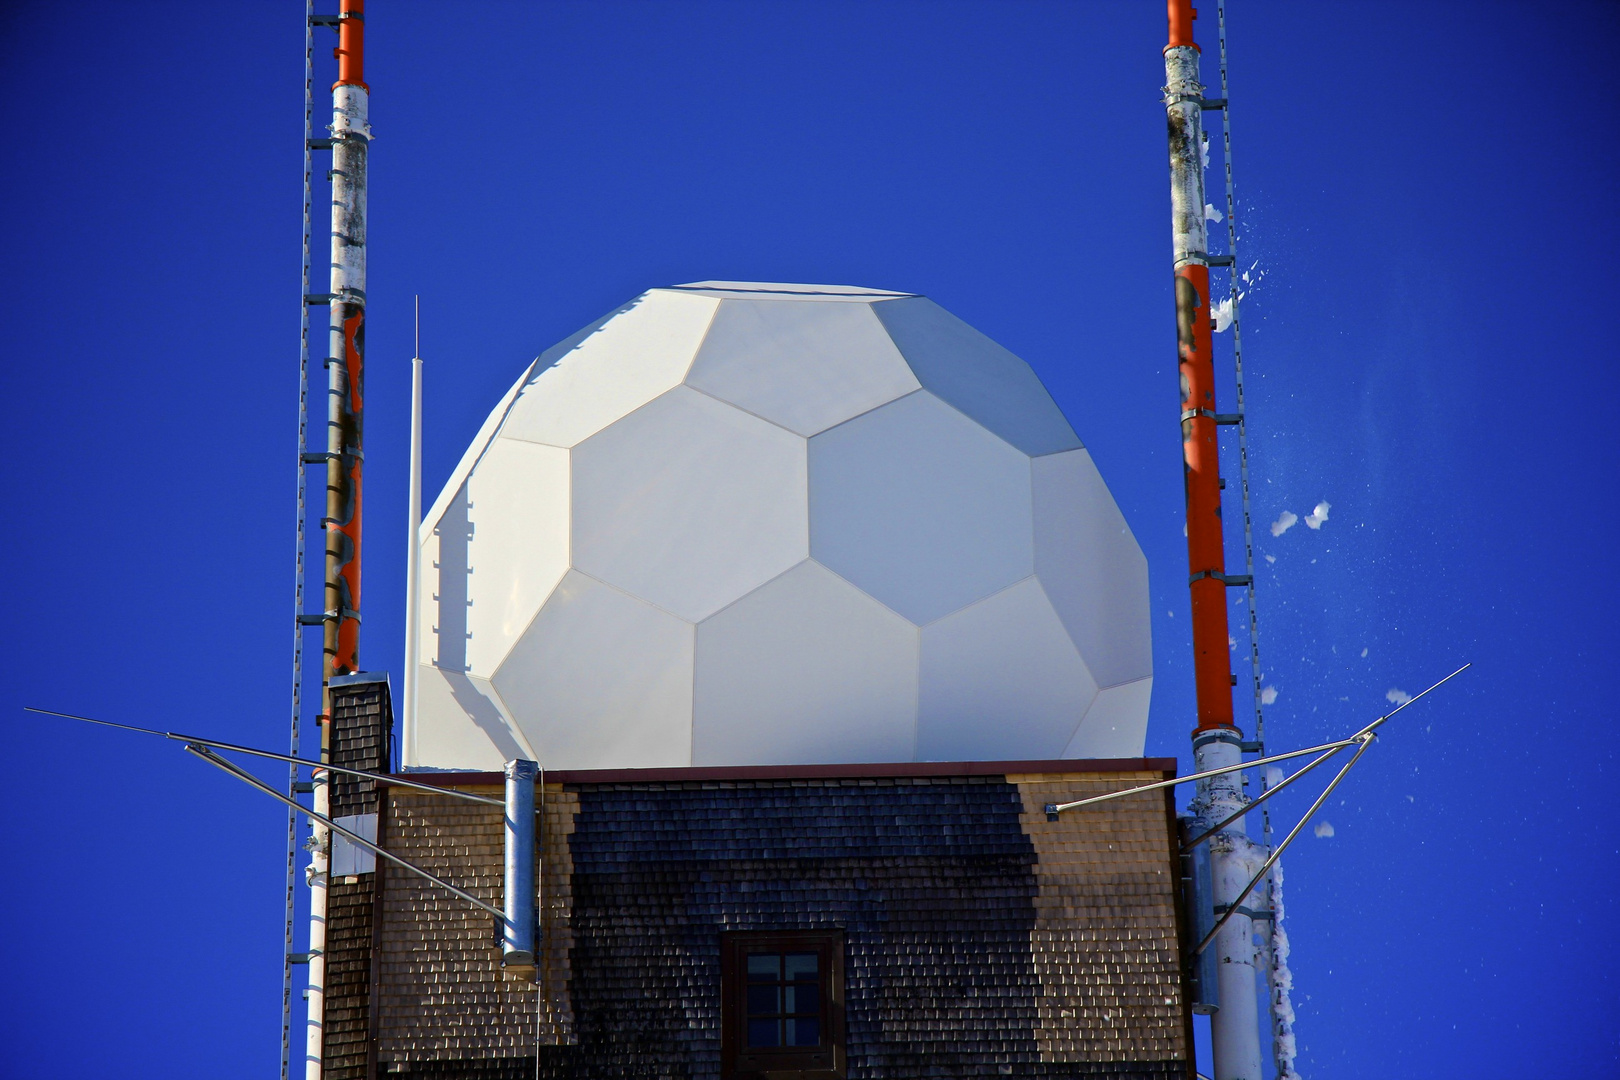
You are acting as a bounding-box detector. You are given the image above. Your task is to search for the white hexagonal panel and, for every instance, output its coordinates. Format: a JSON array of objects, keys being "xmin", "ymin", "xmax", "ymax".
[
  {"xmin": 871, "ymin": 296, "xmax": 1082, "ymax": 458},
  {"xmin": 423, "ymin": 437, "xmax": 570, "ymax": 680},
  {"xmin": 686, "ymin": 298, "xmax": 920, "ymax": 436},
  {"xmin": 411, "ymin": 663, "xmax": 535, "ymax": 771},
  {"xmin": 692, "ymin": 560, "xmax": 919, "ymax": 766},
  {"xmin": 1032, "ymin": 449, "xmax": 1152, "ymax": 689},
  {"xmin": 499, "ymin": 289, "xmax": 719, "ymax": 449},
  {"xmin": 809, "ymin": 390, "xmax": 1033, "ymax": 625},
  {"xmin": 572, "ymin": 385, "xmax": 808, "ymax": 622},
  {"xmin": 417, "ymin": 363, "xmax": 532, "ymax": 556},
  {"xmin": 493, "ymin": 570, "xmax": 695, "ymax": 770},
  {"xmin": 1065, "ymin": 676, "xmax": 1152, "ymax": 759},
  {"xmin": 917, "ymin": 577, "xmax": 1099, "ymax": 761}
]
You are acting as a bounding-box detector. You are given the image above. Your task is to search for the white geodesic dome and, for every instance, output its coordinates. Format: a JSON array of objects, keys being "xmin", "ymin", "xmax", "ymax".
[{"xmin": 408, "ymin": 282, "xmax": 1150, "ymax": 771}]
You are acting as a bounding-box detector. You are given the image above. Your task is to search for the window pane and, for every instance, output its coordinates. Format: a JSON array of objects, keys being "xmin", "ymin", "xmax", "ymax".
[
  {"xmin": 727, "ymin": 935, "xmax": 838, "ymax": 1069},
  {"xmin": 783, "ymin": 983, "xmax": 818, "ymax": 1014},
  {"xmin": 787, "ymin": 1016, "xmax": 821, "ymax": 1047},
  {"xmin": 747, "ymin": 985, "xmax": 780, "ymax": 1015},
  {"xmin": 784, "ymin": 953, "xmax": 818, "ymax": 981}
]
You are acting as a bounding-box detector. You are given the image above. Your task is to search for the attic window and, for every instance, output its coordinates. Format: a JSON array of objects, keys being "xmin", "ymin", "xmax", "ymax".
[{"xmin": 720, "ymin": 930, "xmax": 845, "ymax": 1078}]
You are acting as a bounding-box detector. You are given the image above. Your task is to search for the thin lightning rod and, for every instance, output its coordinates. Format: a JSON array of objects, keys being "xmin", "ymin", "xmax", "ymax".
[{"xmin": 402, "ymin": 296, "xmax": 424, "ymax": 767}]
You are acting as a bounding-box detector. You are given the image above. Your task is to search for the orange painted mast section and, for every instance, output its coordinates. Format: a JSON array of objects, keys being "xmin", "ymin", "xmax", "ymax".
[
  {"xmin": 1178, "ymin": 267, "xmax": 1235, "ymax": 732},
  {"xmin": 1166, "ymin": 0, "xmax": 1236, "ymax": 735},
  {"xmin": 323, "ymin": 0, "xmax": 368, "ymax": 695},
  {"xmin": 1167, "ymin": 0, "xmax": 1198, "ymax": 50},
  {"xmin": 335, "ymin": 0, "xmax": 365, "ymax": 89}
]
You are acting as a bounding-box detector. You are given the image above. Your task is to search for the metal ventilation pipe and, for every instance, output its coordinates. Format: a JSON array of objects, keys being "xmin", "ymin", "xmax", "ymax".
[
  {"xmin": 503, "ymin": 759, "xmax": 539, "ymax": 970},
  {"xmin": 1163, "ymin": 1, "xmax": 1265, "ymax": 1077}
]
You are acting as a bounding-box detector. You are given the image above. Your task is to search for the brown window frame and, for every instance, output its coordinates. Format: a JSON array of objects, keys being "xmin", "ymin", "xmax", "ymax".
[{"xmin": 720, "ymin": 929, "xmax": 846, "ymax": 1079}]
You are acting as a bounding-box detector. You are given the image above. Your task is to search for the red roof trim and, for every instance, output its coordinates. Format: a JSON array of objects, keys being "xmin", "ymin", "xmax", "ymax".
[{"xmin": 384, "ymin": 757, "xmax": 1177, "ymax": 789}]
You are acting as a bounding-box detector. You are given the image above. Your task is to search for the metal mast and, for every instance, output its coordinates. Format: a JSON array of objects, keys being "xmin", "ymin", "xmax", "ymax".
[
  {"xmin": 1163, "ymin": 1, "xmax": 1265, "ymax": 1077},
  {"xmin": 297, "ymin": 3, "xmax": 369, "ymax": 1078}
]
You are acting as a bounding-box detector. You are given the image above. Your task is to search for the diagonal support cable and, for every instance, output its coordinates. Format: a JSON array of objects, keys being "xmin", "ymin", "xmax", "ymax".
[
  {"xmin": 1043, "ymin": 663, "xmax": 1467, "ymax": 817},
  {"xmin": 23, "ymin": 706, "xmax": 503, "ymax": 808},
  {"xmin": 185, "ymin": 744, "xmax": 506, "ymax": 920},
  {"xmin": 1045, "ymin": 737, "xmax": 1356, "ymax": 815},
  {"xmin": 1194, "ymin": 735, "xmax": 1373, "ymax": 956},
  {"xmin": 1180, "ymin": 741, "xmax": 1349, "ymax": 852}
]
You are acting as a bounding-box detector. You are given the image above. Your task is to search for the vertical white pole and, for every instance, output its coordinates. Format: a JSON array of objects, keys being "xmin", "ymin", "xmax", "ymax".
[
  {"xmin": 402, "ymin": 298, "xmax": 423, "ymax": 768},
  {"xmin": 304, "ymin": 771, "xmax": 329, "ymax": 1080},
  {"xmin": 1193, "ymin": 731, "xmax": 1265, "ymax": 1080}
]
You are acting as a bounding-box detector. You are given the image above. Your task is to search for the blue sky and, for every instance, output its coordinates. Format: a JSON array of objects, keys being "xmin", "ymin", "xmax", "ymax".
[{"xmin": 1, "ymin": 2, "xmax": 1613, "ymax": 1076}]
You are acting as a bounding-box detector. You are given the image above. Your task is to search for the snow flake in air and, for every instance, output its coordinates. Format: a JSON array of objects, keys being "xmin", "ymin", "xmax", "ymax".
[
  {"xmin": 1305, "ymin": 500, "xmax": 1331, "ymax": 529},
  {"xmin": 1270, "ymin": 510, "xmax": 1298, "ymax": 537},
  {"xmin": 1205, "ymin": 202, "xmax": 1224, "ymax": 223},
  {"xmin": 1314, "ymin": 821, "xmax": 1335, "ymax": 839},
  {"xmin": 1260, "ymin": 685, "xmax": 1278, "ymax": 705},
  {"xmin": 1213, "ymin": 296, "xmax": 1234, "ymax": 333},
  {"xmin": 1386, "ymin": 688, "xmax": 1412, "ymax": 705}
]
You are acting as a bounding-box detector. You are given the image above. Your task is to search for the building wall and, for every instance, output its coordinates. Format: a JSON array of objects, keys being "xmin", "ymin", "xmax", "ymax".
[
  {"xmin": 364, "ymin": 768, "xmax": 1188, "ymax": 1079},
  {"xmin": 322, "ymin": 674, "xmax": 394, "ymax": 1080},
  {"xmin": 376, "ymin": 786, "xmax": 579, "ymax": 1059},
  {"xmin": 1011, "ymin": 774, "xmax": 1187, "ymax": 1064}
]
